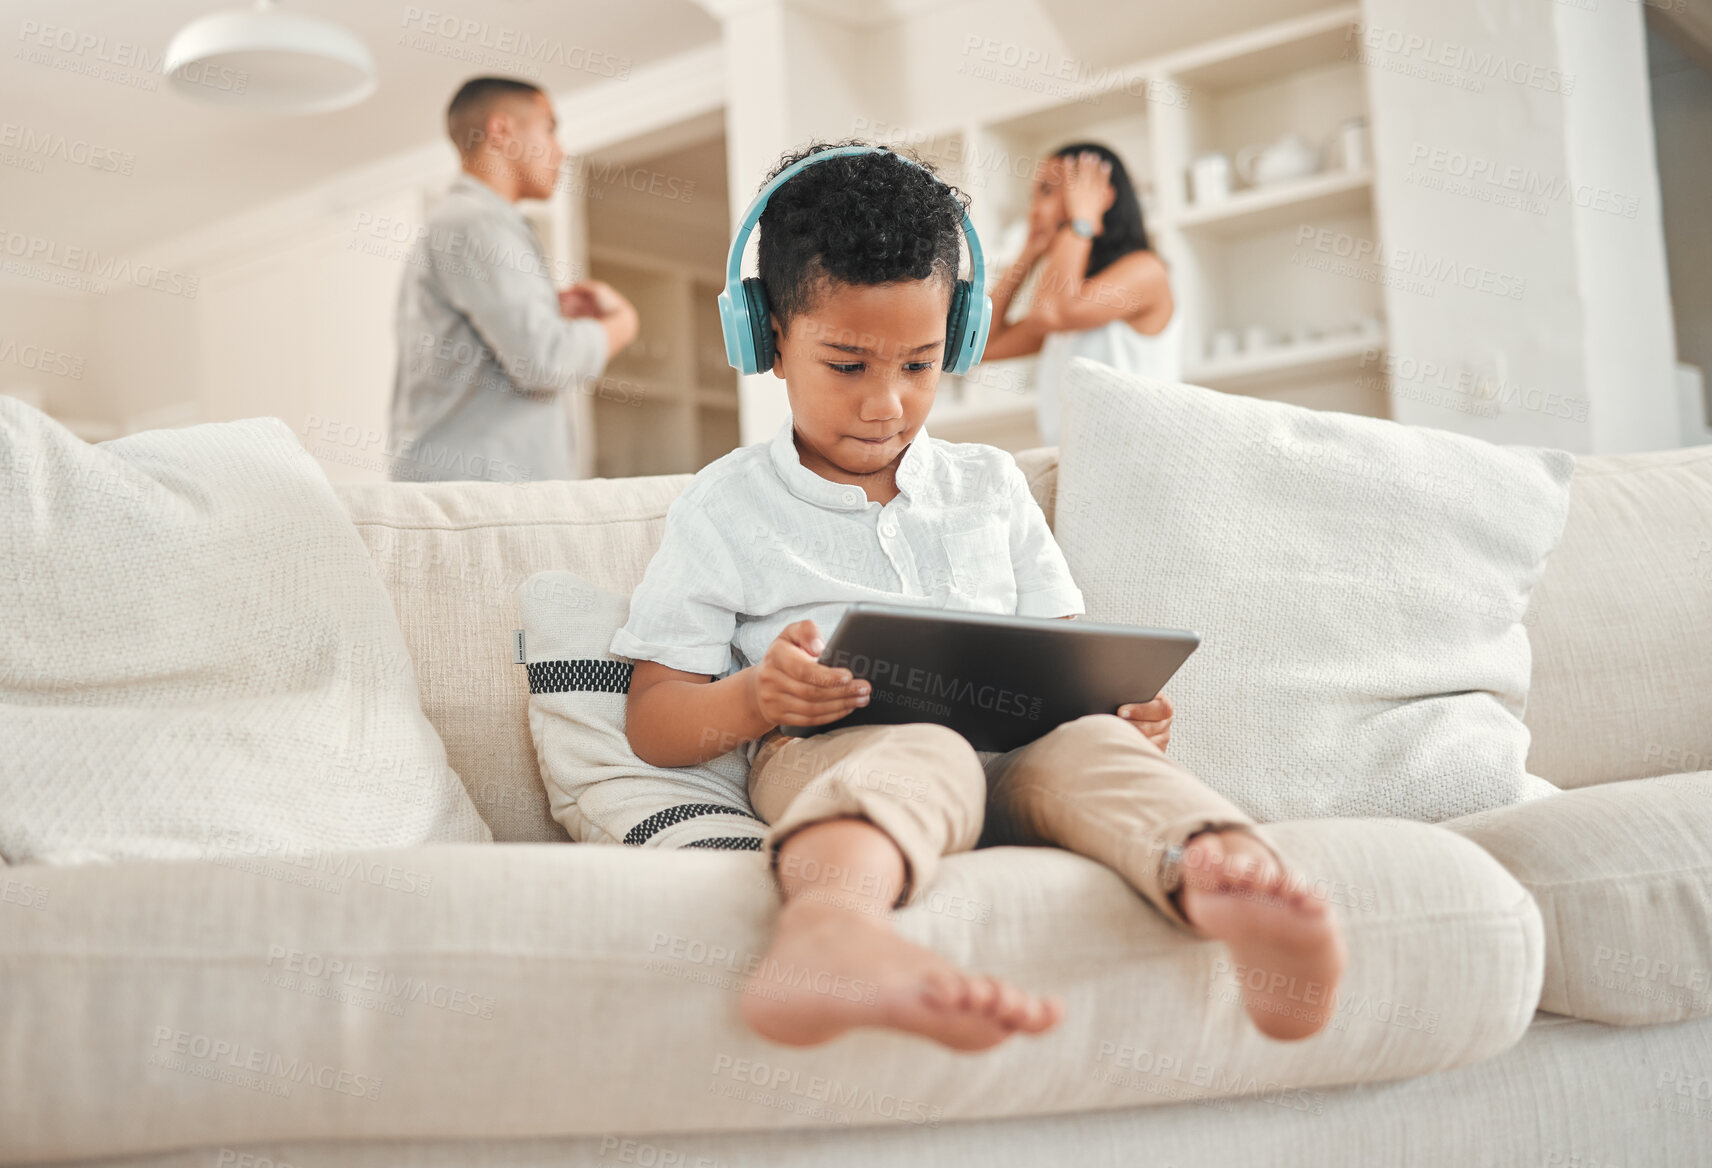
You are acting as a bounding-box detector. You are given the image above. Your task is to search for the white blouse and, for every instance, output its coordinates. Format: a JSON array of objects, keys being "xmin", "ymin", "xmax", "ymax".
[{"xmin": 1032, "ymin": 311, "xmax": 1183, "ymax": 445}]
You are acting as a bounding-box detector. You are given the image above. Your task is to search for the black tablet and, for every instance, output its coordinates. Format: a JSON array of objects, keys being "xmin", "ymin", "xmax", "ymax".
[{"xmin": 779, "ymin": 602, "xmax": 1200, "ymax": 753}]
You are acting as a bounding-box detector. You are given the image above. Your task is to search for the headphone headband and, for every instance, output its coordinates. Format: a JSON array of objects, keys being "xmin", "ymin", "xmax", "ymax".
[{"xmin": 716, "ymin": 143, "xmax": 991, "ymax": 376}]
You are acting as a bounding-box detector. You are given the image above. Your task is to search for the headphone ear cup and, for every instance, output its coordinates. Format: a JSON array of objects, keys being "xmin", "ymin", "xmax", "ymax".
[
  {"xmin": 741, "ymin": 278, "xmax": 775, "ymax": 372},
  {"xmin": 943, "ymin": 280, "xmax": 970, "ymax": 375}
]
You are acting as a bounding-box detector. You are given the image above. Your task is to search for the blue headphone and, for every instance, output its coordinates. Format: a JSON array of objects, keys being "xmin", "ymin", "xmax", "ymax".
[{"xmin": 716, "ymin": 144, "xmax": 992, "ymax": 377}]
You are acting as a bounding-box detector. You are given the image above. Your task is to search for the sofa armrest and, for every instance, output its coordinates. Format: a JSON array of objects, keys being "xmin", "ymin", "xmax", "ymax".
[
  {"xmin": 1445, "ymin": 772, "xmax": 1712, "ymax": 1025},
  {"xmin": 1, "ymin": 821, "xmax": 1540, "ymax": 1162}
]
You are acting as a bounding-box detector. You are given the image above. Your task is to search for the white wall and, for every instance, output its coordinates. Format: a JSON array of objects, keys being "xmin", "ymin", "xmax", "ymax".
[
  {"xmin": 193, "ymin": 189, "xmax": 419, "ymax": 482},
  {"xmin": 1361, "ymin": 0, "xmax": 1677, "ymax": 454},
  {"xmin": 72, "ymin": 181, "xmax": 430, "ymax": 482},
  {"xmin": 0, "ymin": 285, "xmax": 98, "ymax": 425},
  {"xmin": 1557, "ymin": 0, "xmax": 1679, "ymax": 451}
]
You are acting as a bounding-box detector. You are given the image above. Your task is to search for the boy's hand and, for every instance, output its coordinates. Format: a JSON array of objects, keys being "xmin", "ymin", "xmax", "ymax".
[
  {"xmin": 747, "ymin": 619, "xmax": 871, "ymax": 728},
  {"xmin": 1117, "ymin": 692, "xmax": 1172, "ymax": 751}
]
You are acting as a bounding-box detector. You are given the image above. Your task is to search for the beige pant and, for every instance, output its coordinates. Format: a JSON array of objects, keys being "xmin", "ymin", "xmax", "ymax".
[{"xmin": 746, "ymin": 714, "xmax": 1281, "ymax": 930}]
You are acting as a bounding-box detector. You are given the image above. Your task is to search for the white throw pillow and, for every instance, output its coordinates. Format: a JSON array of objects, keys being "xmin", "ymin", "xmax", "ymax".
[
  {"xmin": 1053, "ymin": 356, "xmax": 1575, "ymax": 822},
  {"xmin": 0, "ymin": 399, "xmax": 491, "ymax": 864},
  {"xmin": 518, "ymin": 569, "xmax": 764, "ymax": 850}
]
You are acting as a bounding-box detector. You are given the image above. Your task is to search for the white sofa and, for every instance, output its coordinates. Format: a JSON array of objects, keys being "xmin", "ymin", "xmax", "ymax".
[{"xmin": 4, "ymin": 442, "xmax": 1710, "ymax": 1167}]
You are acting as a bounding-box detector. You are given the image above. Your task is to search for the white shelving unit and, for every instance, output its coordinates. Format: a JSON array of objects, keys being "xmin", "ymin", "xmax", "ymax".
[
  {"xmin": 912, "ymin": 3, "xmax": 1389, "ymax": 432},
  {"xmin": 1183, "ymin": 330, "xmax": 1381, "ymax": 394},
  {"xmin": 1172, "ymin": 167, "xmax": 1372, "ymax": 237},
  {"xmin": 1150, "ymin": 4, "xmax": 1386, "ymax": 413},
  {"xmin": 584, "ymin": 244, "xmax": 739, "ymax": 479}
]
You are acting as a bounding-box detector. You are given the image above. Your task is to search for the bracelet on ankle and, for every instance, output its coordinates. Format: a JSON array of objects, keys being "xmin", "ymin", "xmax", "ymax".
[{"xmin": 1159, "ymin": 841, "xmax": 1186, "ymax": 901}]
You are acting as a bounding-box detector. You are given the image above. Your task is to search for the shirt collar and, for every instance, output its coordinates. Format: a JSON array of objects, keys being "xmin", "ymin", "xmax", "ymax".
[
  {"xmin": 449, "ymin": 171, "xmax": 528, "ymax": 227},
  {"xmin": 768, "ymin": 413, "xmax": 932, "ymax": 511}
]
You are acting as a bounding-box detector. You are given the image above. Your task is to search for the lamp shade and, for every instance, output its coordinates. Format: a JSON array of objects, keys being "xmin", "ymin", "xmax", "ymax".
[{"xmin": 163, "ymin": 2, "xmax": 377, "ymax": 114}]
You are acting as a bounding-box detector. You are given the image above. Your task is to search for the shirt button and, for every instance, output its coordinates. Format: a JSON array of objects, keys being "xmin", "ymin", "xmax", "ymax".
[
  {"xmin": 844, "ymin": 490, "xmax": 860, "ymax": 504},
  {"xmin": 880, "ymin": 522, "xmax": 897, "ymax": 537}
]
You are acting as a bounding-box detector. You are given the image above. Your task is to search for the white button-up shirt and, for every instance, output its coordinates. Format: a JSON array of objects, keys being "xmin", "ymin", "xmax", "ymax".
[{"xmin": 609, "ymin": 412, "xmax": 1086, "ymax": 762}]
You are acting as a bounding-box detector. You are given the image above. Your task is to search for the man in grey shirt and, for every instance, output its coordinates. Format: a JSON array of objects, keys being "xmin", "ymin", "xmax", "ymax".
[{"xmin": 389, "ymin": 76, "xmax": 638, "ymax": 483}]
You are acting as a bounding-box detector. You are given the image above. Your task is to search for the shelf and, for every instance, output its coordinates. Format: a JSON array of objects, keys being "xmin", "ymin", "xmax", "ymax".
[
  {"xmin": 1158, "ymin": 5, "xmax": 1361, "ymax": 91},
  {"xmin": 587, "ymin": 243, "xmax": 722, "ymax": 285},
  {"xmin": 1184, "ymin": 332, "xmax": 1383, "ymax": 393},
  {"xmin": 1171, "ymin": 168, "xmax": 1371, "ymax": 237}
]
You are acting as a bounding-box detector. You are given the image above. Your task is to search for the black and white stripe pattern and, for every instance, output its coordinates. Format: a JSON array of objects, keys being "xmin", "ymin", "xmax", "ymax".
[
  {"xmin": 623, "ymin": 802, "xmax": 764, "ymax": 846},
  {"xmin": 528, "ymin": 658, "xmax": 633, "ymax": 695},
  {"xmin": 681, "ymin": 837, "xmax": 764, "ymax": 851}
]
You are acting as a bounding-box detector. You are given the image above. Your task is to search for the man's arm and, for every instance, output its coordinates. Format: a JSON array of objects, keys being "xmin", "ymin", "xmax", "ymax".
[
  {"xmin": 561, "ymin": 280, "xmax": 640, "ymax": 366},
  {"xmin": 432, "ymin": 213, "xmax": 610, "ymax": 399},
  {"xmin": 625, "ymin": 660, "xmax": 772, "ymax": 768}
]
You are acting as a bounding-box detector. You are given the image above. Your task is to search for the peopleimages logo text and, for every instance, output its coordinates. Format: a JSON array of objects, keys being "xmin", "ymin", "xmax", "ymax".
[
  {"xmin": 827, "ymin": 649, "xmax": 1043, "ymax": 721},
  {"xmin": 150, "ymin": 1026, "xmax": 382, "ymax": 1100}
]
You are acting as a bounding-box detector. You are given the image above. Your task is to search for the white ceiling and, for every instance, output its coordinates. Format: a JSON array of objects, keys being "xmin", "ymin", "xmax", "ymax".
[
  {"xmin": 1, "ymin": 0, "xmax": 1330, "ymax": 258},
  {"xmin": 1, "ymin": 0, "xmax": 721, "ymax": 255}
]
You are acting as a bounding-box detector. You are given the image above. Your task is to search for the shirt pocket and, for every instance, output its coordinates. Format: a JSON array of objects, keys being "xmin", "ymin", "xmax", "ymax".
[{"xmin": 940, "ymin": 520, "xmax": 1016, "ymax": 613}]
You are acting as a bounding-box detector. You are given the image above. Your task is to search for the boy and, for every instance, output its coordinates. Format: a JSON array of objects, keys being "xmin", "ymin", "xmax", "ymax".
[{"xmin": 611, "ymin": 140, "xmax": 1345, "ymax": 1051}]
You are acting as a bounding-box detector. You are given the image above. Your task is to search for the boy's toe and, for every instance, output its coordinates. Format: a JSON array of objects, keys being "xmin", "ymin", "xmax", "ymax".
[{"xmin": 992, "ymin": 982, "xmax": 1028, "ymax": 1026}]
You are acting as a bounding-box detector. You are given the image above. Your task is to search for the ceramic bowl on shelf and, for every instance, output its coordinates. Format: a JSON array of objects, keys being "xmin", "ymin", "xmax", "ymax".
[{"xmin": 1235, "ymin": 134, "xmax": 1319, "ymax": 188}]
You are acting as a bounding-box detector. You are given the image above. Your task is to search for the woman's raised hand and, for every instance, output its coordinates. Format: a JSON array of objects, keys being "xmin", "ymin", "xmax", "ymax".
[{"xmin": 1061, "ymin": 150, "xmax": 1113, "ymax": 224}]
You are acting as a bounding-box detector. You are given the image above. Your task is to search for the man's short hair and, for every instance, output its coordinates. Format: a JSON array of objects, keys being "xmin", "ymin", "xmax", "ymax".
[
  {"xmin": 446, "ymin": 76, "xmax": 544, "ymax": 156},
  {"xmin": 755, "ymin": 138, "xmax": 969, "ymax": 342}
]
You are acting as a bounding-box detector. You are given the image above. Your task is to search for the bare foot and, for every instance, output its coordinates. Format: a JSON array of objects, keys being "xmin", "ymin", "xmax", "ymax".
[
  {"xmin": 739, "ymin": 895, "xmax": 1064, "ymax": 1049},
  {"xmin": 1179, "ymin": 829, "xmax": 1347, "ymax": 1041}
]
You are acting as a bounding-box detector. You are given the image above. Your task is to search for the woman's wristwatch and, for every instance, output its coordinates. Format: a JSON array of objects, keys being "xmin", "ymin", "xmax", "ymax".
[{"xmin": 1067, "ymin": 217, "xmax": 1096, "ymax": 239}]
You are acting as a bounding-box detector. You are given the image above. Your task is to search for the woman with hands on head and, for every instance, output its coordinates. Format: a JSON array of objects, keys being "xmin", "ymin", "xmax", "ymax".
[{"xmin": 980, "ymin": 142, "xmax": 1181, "ymax": 446}]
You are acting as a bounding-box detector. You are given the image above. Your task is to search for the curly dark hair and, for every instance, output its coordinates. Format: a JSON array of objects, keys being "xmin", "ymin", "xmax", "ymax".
[{"xmin": 755, "ymin": 138, "xmax": 972, "ymax": 342}]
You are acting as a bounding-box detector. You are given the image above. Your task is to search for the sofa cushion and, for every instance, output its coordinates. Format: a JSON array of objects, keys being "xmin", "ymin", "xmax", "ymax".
[
  {"xmin": 0, "ymin": 399, "xmax": 489, "ymax": 864},
  {"xmin": 518, "ymin": 568, "xmax": 762, "ymax": 848},
  {"xmin": 1444, "ymin": 771, "xmax": 1712, "ymax": 1025},
  {"xmin": 1024, "ymin": 441, "xmax": 1712, "ymax": 796},
  {"xmin": 1053, "ymin": 357, "xmax": 1574, "ymax": 823},
  {"xmin": 0, "ymin": 818, "xmax": 1540, "ymax": 1160},
  {"xmin": 335, "ymin": 474, "xmax": 699, "ymax": 842},
  {"xmin": 1518, "ymin": 444, "xmax": 1712, "ymax": 789}
]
